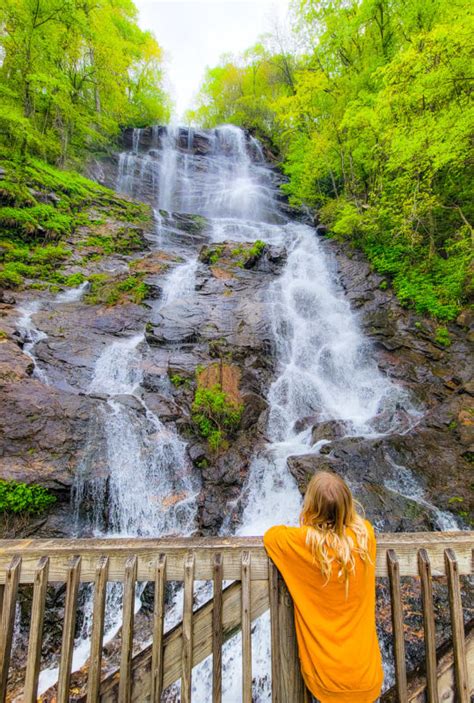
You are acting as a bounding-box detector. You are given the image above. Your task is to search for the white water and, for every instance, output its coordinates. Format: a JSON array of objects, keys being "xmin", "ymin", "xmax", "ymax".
[{"xmin": 29, "ymin": 125, "xmax": 459, "ymax": 698}]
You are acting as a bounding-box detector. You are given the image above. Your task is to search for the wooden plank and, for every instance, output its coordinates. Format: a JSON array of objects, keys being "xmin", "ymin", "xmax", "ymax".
[
  {"xmin": 24, "ymin": 556, "xmax": 49, "ymax": 703},
  {"xmin": 95, "ymin": 579, "xmax": 270, "ymax": 702},
  {"xmin": 444, "ymin": 549, "xmax": 469, "ymax": 703},
  {"xmin": 0, "ymin": 532, "xmax": 472, "ymax": 582},
  {"xmin": 241, "ymin": 551, "xmax": 252, "ymax": 703},
  {"xmin": 276, "ymin": 570, "xmax": 306, "ymax": 703},
  {"xmin": 417, "ymin": 549, "xmax": 438, "ymax": 703},
  {"xmin": 269, "ymin": 559, "xmax": 281, "ymax": 703},
  {"xmin": 381, "ymin": 621, "xmax": 474, "ymax": 702},
  {"xmin": 57, "ymin": 556, "xmax": 82, "ymax": 703},
  {"xmin": 86, "ymin": 556, "xmax": 109, "ymax": 703},
  {"xmin": 181, "ymin": 552, "xmax": 195, "ymax": 703},
  {"xmin": 212, "ymin": 553, "xmax": 223, "ymax": 703},
  {"xmin": 0, "ymin": 555, "xmax": 21, "ymax": 702},
  {"xmin": 387, "ymin": 549, "xmax": 408, "ymax": 703},
  {"xmin": 150, "ymin": 554, "xmax": 166, "ymax": 702},
  {"xmin": 119, "ymin": 556, "xmax": 137, "ymax": 703}
]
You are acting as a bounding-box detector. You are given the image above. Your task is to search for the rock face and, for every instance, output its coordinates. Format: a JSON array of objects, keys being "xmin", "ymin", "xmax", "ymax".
[
  {"xmin": 0, "ymin": 332, "xmax": 102, "ymax": 536},
  {"xmin": 143, "ymin": 240, "xmax": 286, "ymax": 532},
  {"xmin": 2, "ymin": 127, "xmax": 473, "ymax": 543}
]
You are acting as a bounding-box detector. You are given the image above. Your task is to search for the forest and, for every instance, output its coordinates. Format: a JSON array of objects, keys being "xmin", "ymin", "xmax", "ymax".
[
  {"xmin": 190, "ymin": 0, "xmax": 473, "ymax": 322},
  {"xmin": 0, "ymin": 0, "xmax": 472, "ymax": 318},
  {"xmin": 0, "ymin": 0, "xmax": 169, "ymax": 164}
]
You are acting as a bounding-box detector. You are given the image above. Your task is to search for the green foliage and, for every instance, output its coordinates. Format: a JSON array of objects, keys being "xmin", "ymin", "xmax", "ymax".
[
  {"xmin": 170, "ymin": 374, "xmax": 188, "ymax": 388},
  {"xmin": 0, "ymin": 0, "xmax": 170, "ymax": 164},
  {"xmin": 194, "ymin": 0, "xmax": 473, "ymax": 320},
  {"xmin": 192, "ymin": 383, "xmax": 243, "ymax": 453},
  {"xmin": 81, "ymin": 228, "xmax": 143, "ymax": 255},
  {"xmin": 200, "ymin": 245, "xmax": 224, "ymax": 265},
  {"xmin": 434, "ymin": 326, "xmax": 452, "ymax": 347},
  {"xmin": 84, "ymin": 274, "xmax": 149, "ymax": 306},
  {"xmin": 231, "ymin": 240, "xmax": 266, "ymax": 267},
  {"xmin": 186, "ymin": 38, "xmax": 296, "ymax": 142},
  {"xmin": 0, "ymin": 480, "xmax": 56, "ymax": 515},
  {"xmin": 0, "ymin": 157, "xmax": 152, "ymax": 289}
]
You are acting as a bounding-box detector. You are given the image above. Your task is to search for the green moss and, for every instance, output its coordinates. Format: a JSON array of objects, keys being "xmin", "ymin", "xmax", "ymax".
[
  {"xmin": 0, "ymin": 156, "xmax": 152, "ymax": 290},
  {"xmin": 63, "ymin": 272, "xmax": 86, "ymax": 287},
  {"xmin": 434, "ymin": 326, "xmax": 452, "ymax": 347},
  {"xmin": 170, "ymin": 374, "xmax": 188, "ymax": 388},
  {"xmin": 0, "ymin": 205, "xmax": 74, "ymax": 239},
  {"xmin": 84, "ymin": 273, "xmax": 149, "ymax": 306},
  {"xmin": 0, "ymin": 480, "xmax": 56, "ymax": 515},
  {"xmin": 231, "ymin": 240, "xmax": 266, "ymax": 267},
  {"xmin": 248, "ymin": 240, "xmax": 266, "ymax": 258}
]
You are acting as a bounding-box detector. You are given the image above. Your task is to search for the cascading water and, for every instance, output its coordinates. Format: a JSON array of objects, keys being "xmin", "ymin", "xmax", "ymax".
[{"xmin": 22, "ymin": 124, "xmax": 459, "ymax": 699}]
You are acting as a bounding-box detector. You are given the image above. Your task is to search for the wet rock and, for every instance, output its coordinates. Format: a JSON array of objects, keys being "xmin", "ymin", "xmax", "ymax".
[
  {"xmin": 311, "ymin": 419, "xmax": 352, "ymax": 444},
  {"xmin": 287, "ymin": 450, "xmax": 434, "ymax": 532},
  {"xmin": 113, "ymin": 394, "xmax": 144, "ymax": 413},
  {"xmin": 0, "ymin": 289, "xmax": 16, "ymax": 305},
  {"xmin": 293, "ymin": 414, "xmax": 320, "ymax": 433},
  {"xmin": 240, "ymin": 392, "xmax": 268, "ymax": 430},
  {"xmin": 187, "ymin": 441, "xmax": 207, "ymax": 463},
  {"xmin": 31, "ymin": 302, "xmax": 147, "ymax": 391},
  {"xmin": 0, "ymin": 376, "xmax": 99, "ymax": 492},
  {"xmin": 0, "ymin": 339, "xmax": 34, "ymax": 380}
]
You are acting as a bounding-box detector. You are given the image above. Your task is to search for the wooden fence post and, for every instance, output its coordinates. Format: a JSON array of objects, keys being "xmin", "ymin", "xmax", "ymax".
[{"xmin": 276, "ymin": 571, "xmax": 307, "ymax": 703}]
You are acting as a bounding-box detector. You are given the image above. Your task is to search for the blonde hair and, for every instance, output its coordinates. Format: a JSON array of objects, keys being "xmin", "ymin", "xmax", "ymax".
[{"xmin": 300, "ymin": 471, "xmax": 370, "ymax": 595}]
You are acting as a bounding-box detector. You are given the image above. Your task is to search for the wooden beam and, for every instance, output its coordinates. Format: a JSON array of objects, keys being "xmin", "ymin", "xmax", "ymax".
[
  {"xmin": 387, "ymin": 549, "xmax": 408, "ymax": 703},
  {"xmin": 269, "ymin": 560, "xmax": 281, "ymax": 703},
  {"xmin": 212, "ymin": 553, "xmax": 223, "ymax": 703},
  {"xmin": 150, "ymin": 554, "xmax": 166, "ymax": 702},
  {"xmin": 118, "ymin": 556, "xmax": 137, "ymax": 703},
  {"xmin": 0, "ymin": 556, "xmax": 21, "ymax": 703},
  {"xmin": 0, "ymin": 532, "xmax": 472, "ymax": 583},
  {"xmin": 86, "ymin": 556, "xmax": 109, "ymax": 703},
  {"xmin": 417, "ymin": 549, "xmax": 439, "ymax": 703},
  {"xmin": 276, "ymin": 570, "xmax": 307, "ymax": 702},
  {"xmin": 181, "ymin": 552, "xmax": 195, "ymax": 703},
  {"xmin": 57, "ymin": 556, "xmax": 81, "ymax": 703},
  {"xmin": 241, "ymin": 551, "xmax": 252, "ymax": 703},
  {"xmin": 445, "ymin": 549, "xmax": 469, "ymax": 702},
  {"xmin": 93, "ymin": 579, "xmax": 270, "ymax": 702},
  {"xmin": 24, "ymin": 556, "xmax": 49, "ymax": 703}
]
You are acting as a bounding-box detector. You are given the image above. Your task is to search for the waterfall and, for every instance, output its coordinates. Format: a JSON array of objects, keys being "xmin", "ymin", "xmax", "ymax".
[{"xmin": 26, "ymin": 124, "xmax": 460, "ymax": 699}]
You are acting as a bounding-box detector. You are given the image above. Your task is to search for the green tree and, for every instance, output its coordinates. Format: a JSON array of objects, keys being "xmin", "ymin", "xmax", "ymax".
[
  {"xmin": 0, "ymin": 0, "xmax": 170, "ymax": 164},
  {"xmin": 192, "ymin": 0, "xmax": 473, "ymax": 320}
]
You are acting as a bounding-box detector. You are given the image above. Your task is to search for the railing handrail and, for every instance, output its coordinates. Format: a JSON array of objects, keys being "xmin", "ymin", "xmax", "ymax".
[
  {"xmin": 0, "ymin": 531, "xmax": 472, "ymax": 582},
  {"xmin": 1, "ymin": 532, "xmax": 473, "ymax": 703}
]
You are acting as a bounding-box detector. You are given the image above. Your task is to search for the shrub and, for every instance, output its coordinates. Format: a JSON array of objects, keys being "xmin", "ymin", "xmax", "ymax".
[
  {"xmin": 0, "ymin": 480, "xmax": 56, "ymax": 515},
  {"xmin": 434, "ymin": 326, "xmax": 451, "ymax": 347},
  {"xmin": 192, "ymin": 383, "xmax": 243, "ymax": 452}
]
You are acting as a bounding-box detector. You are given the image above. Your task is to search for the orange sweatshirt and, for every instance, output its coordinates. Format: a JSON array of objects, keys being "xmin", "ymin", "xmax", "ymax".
[{"xmin": 263, "ymin": 522, "xmax": 383, "ymax": 703}]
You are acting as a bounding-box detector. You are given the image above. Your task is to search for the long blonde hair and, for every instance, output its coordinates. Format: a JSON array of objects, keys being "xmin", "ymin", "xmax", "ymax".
[{"xmin": 300, "ymin": 471, "xmax": 370, "ymax": 595}]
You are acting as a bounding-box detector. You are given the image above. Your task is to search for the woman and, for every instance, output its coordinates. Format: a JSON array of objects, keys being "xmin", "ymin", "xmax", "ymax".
[{"xmin": 263, "ymin": 471, "xmax": 383, "ymax": 703}]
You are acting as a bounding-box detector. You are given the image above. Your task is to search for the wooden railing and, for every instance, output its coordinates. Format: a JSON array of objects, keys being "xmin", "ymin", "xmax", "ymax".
[{"xmin": 0, "ymin": 532, "xmax": 472, "ymax": 702}]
